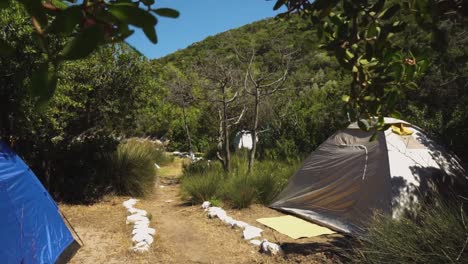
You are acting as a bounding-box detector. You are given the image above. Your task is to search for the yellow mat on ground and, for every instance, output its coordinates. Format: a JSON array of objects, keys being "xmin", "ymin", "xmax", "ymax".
[{"xmin": 257, "ymin": 215, "xmax": 336, "ymax": 239}]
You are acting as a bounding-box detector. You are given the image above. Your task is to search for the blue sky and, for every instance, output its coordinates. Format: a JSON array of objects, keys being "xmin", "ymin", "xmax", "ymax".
[{"xmin": 125, "ymin": 0, "xmax": 285, "ymax": 59}]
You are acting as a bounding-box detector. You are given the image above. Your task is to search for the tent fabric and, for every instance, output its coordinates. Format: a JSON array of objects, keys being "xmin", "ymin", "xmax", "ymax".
[
  {"xmin": 271, "ymin": 118, "xmax": 466, "ymax": 235},
  {"xmin": 0, "ymin": 141, "xmax": 79, "ymax": 264}
]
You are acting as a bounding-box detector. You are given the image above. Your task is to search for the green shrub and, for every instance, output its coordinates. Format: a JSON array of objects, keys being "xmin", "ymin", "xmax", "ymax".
[
  {"xmin": 251, "ymin": 160, "xmax": 300, "ymax": 205},
  {"xmin": 181, "ymin": 171, "xmax": 223, "ymax": 203},
  {"xmin": 353, "ymin": 200, "xmax": 468, "ymax": 264},
  {"xmin": 106, "ymin": 139, "xmax": 157, "ymax": 197},
  {"xmin": 126, "ymin": 138, "xmax": 173, "ymax": 166},
  {"xmin": 182, "ymin": 159, "xmax": 222, "ymax": 176},
  {"xmin": 181, "ymin": 153, "xmax": 300, "ymax": 209},
  {"xmin": 51, "ymin": 130, "xmax": 119, "ymax": 203},
  {"xmin": 223, "ymin": 173, "xmax": 257, "ymax": 209}
]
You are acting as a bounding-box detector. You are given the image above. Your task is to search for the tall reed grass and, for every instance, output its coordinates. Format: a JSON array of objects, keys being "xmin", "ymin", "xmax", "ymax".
[
  {"xmin": 352, "ymin": 200, "xmax": 468, "ymax": 263},
  {"xmin": 180, "ymin": 154, "xmax": 300, "ymax": 208},
  {"xmin": 105, "ymin": 139, "xmax": 157, "ymax": 197}
]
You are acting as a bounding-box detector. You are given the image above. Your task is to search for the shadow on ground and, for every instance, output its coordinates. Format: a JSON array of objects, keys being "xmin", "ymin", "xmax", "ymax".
[{"xmin": 280, "ymin": 234, "xmax": 356, "ymax": 263}]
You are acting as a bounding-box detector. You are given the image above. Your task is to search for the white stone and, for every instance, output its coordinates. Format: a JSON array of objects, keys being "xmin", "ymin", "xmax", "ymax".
[
  {"xmin": 132, "ymin": 227, "xmax": 156, "ymax": 236},
  {"xmin": 201, "ymin": 201, "xmax": 211, "ymax": 209},
  {"xmin": 127, "ymin": 214, "xmax": 148, "ymax": 224},
  {"xmin": 260, "ymin": 240, "xmax": 283, "ymax": 256},
  {"xmin": 249, "ymin": 239, "xmax": 262, "ymax": 246},
  {"xmin": 243, "ymin": 226, "xmax": 263, "ymax": 240},
  {"xmin": 132, "ymin": 232, "xmax": 154, "ymax": 244},
  {"xmin": 123, "ymin": 198, "xmax": 138, "ymax": 209},
  {"xmin": 231, "ymin": 220, "xmax": 249, "ymax": 229}
]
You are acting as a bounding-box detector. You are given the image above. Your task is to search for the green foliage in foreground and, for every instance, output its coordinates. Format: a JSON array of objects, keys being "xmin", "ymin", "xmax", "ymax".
[
  {"xmin": 105, "ymin": 139, "xmax": 158, "ymax": 197},
  {"xmin": 181, "ymin": 155, "xmax": 300, "ymax": 208},
  {"xmin": 353, "ymin": 200, "xmax": 468, "ymax": 263}
]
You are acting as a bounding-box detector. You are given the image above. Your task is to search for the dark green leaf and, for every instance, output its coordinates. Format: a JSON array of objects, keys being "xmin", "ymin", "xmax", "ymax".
[
  {"xmin": 329, "ymin": 14, "xmax": 343, "ymax": 25},
  {"xmin": 390, "ymin": 111, "xmax": 402, "ymax": 119},
  {"xmin": 370, "ymin": 0, "xmax": 385, "ymax": 12},
  {"xmin": 152, "ymin": 8, "xmax": 180, "ymax": 18},
  {"xmin": 388, "ymin": 21, "xmax": 406, "ymax": 33},
  {"xmin": 378, "ymin": 115, "xmax": 384, "ymax": 126},
  {"xmin": 48, "ymin": 6, "xmax": 82, "ymax": 35},
  {"xmin": 0, "ymin": 38, "xmax": 14, "ymax": 57},
  {"xmin": 0, "ymin": 0, "xmax": 10, "ymax": 9},
  {"xmin": 273, "ymin": 0, "xmax": 286, "ymax": 11},
  {"xmin": 366, "ymin": 22, "xmax": 380, "ymax": 39},
  {"xmin": 369, "ymin": 132, "xmax": 378, "ymax": 141},
  {"xmin": 358, "ymin": 119, "xmax": 371, "ymax": 131},
  {"xmin": 365, "ymin": 42, "xmax": 373, "ymax": 59},
  {"xmin": 30, "ymin": 64, "xmax": 58, "ymax": 105},
  {"xmin": 109, "ymin": 5, "xmax": 158, "ymax": 28},
  {"xmin": 142, "ymin": 0, "xmax": 155, "ymax": 6},
  {"xmin": 60, "ymin": 25, "xmax": 103, "ymax": 60},
  {"xmin": 379, "ymin": 4, "xmax": 401, "ymax": 20},
  {"xmin": 143, "ymin": 26, "xmax": 157, "ymax": 44},
  {"xmin": 386, "ymin": 91, "xmax": 399, "ymax": 109},
  {"xmin": 18, "ymin": 0, "xmax": 48, "ymax": 26}
]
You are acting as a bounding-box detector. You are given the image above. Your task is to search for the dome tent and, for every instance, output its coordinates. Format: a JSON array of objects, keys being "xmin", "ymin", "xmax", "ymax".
[
  {"xmin": 0, "ymin": 141, "xmax": 80, "ymax": 263},
  {"xmin": 270, "ymin": 118, "xmax": 466, "ymax": 235}
]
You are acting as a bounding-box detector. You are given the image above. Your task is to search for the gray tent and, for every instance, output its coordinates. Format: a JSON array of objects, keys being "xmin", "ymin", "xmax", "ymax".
[{"xmin": 270, "ymin": 118, "xmax": 466, "ymax": 235}]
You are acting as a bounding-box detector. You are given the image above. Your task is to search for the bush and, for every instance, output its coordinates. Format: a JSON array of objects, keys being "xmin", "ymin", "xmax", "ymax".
[
  {"xmin": 105, "ymin": 139, "xmax": 157, "ymax": 197},
  {"xmin": 181, "ymin": 170, "xmax": 223, "ymax": 203},
  {"xmin": 51, "ymin": 130, "xmax": 119, "ymax": 203},
  {"xmin": 251, "ymin": 160, "xmax": 298, "ymax": 205},
  {"xmin": 353, "ymin": 200, "xmax": 468, "ymax": 263},
  {"xmin": 181, "ymin": 153, "xmax": 300, "ymax": 208},
  {"xmin": 126, "ymin": 137, "xmax": 173, "ymax": 166},
  {"xmin": 222, "ymin": 173, "xmax": 257, "ymax": 209},
  {"xmin": 182, "ymin": 159, "xmax": 222, "ymax": 176}
]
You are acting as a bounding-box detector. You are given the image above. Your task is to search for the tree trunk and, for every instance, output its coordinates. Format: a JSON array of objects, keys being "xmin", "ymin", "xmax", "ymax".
[
  {"xmin": 248, "ymin": 87, "xmax": 259, "ymax": 173},
  {"xmin": 222, "ymin": 86, "xmax": 231, "ymax": 173},
  {"xmin": 182, "ymin": 105, "xmax": 194, "ymax": 160}
]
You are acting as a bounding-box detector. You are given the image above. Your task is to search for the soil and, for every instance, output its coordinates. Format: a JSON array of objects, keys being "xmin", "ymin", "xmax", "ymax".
[{"xmin": 60, "ymin": 161, "xmax": 347, "ymax": 264}]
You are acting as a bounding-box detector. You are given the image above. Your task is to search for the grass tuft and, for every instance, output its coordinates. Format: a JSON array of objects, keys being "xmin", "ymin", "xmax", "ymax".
[
  {"xmin": 105, "ymin": 138, "xmax": 157, "ymax": 197},
  {"xmin": 353, "ymin": 200, "xmax": 468, "ymax": 264},
  {"xmin": 180, "ymin": 153, "xmax": 300, "ymax": 208}
]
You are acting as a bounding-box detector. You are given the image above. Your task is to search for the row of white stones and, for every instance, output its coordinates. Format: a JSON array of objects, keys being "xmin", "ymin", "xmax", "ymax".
[
  {"xmin": 123, "ymin": 199, "xmax": 156, "ymax": 253},
  {"xmin": 202, "ymin": 201, "xmax": 283, "ymax": 255}
]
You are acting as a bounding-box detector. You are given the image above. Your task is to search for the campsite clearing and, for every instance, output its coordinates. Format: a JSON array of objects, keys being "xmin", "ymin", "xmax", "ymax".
[{"xmin": 60, "ymin": 160, "xmax": 345, "ymax": 264}]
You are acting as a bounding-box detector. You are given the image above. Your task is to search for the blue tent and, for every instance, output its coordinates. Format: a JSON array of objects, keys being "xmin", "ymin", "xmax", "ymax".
[{"xmin": 0, "ymin": 141, "xmax": 80, "ymax": 263}]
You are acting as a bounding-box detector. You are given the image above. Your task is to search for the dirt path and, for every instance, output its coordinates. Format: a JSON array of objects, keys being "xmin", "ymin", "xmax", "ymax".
[
  {"xmin": 139, "ymin": 182, "xmax": 276, "ymax": 263},
  {"xmin": 61, "ymin": 160, "xmax": 343, "ymax": 263}
]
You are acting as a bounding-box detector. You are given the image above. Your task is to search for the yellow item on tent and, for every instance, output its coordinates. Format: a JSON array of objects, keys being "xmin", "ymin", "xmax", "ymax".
[
  {"xmin": 256, "ymin": 215, "xmax": 336, "ymax": 239},
  {"xmin": 391, "ymin": 123, "xmax": 413, "ymax": 135}
]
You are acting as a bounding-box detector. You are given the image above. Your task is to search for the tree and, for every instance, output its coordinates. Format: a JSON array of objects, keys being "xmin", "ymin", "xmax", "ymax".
[
  {"xmin": 198, "ymin": 56, "xmax": 246, "ymax": 173},
  {"xmin": 272, "ymin": 0, "xmax": 466, "ymax": 132},
  {"xmin": 166, "ymin": 66, "xmax": 197, "ymax": 159},
  {"xmin": 240, "ymin": 46, "xmax": 291, "ymax": 172},
  {"xmin": 0, "ymin": 0, "xmax": 179, "ymax": 105}
]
